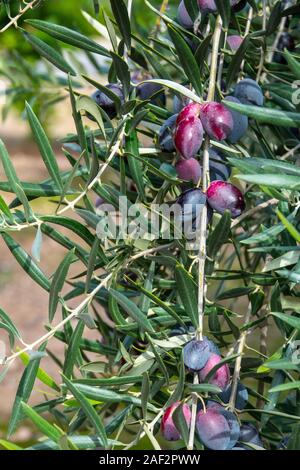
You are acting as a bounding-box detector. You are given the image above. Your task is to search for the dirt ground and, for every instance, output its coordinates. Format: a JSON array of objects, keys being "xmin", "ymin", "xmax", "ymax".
[{"xmin": 0, "ymin": 108, "xmax": 87, "ymax": 440}]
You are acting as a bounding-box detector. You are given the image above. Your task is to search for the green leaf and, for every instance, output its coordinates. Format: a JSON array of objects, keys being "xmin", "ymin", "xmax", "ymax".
[
  {"xmin": 226, "ymin": 36, "xmax": 250, "ymax": 87},
  {"xmin": 0, "ymin": 321, "xmax": 17, "ymax": 349},
  {"xmin": 31, "ymin": 225, "xmax": 43, "ymax": 263},
  {"xmin": 0, "ymin": 308, "xmax": 20, "ymax": 340},
  {"xmin": 71, "ymin": 383, "xmax": 158, "ymax": 412},
  {"xmin": 188, "ymin": 383, "xmax": 222, "ymax": 394},
  {"xmin": 165, "ymin": 355, "xmax": 185, "ymax": 407},
  {"xmin": 1, "ymin": 233, "xmax": 50, "ymax": 292},
  {"xmin": 207, "ymin": 211, "xmax": 231, "ymax": 258},
  {"xmin": 183, "ymin": 0, "xmax": 200, "ymax": 21},
  {"xmin": 63, "ymin": 375, "xmax": 108, "ymax": 448},
  {"xmin": 23, "ymin": 31, "xmax": 76, "ymax": 75},
  {"xmin": 217, "ymin": 286, "xmax": 254, "ymax": 300},
  {"xmin": 26, "ymin": 19, "xmax": 110, "ymax": 57},
  {"xmin": 8, "ymin": 343, "xmax": 46, "ymax": 437},
  {"xmin": 63, "ymin": 320, "xmax": 85, "ymax": 379},
  {"xmin": 40, "ymin": 215, "xmax": 95, "ymax": 247},
  {"xmin": 0, "ymin": 194, "xmax": 13, "ymax": 220},
  {"xmin": 271, "ymin": 312, "xmax": 300, "ymax": 331},
  {"xmin": 284, "ymin": 50, "xmax": 300, "ymax": 80},
  {"xmin": 141, "ymin": 372, "xmax": 150, "ymax": 420},
  {"xmin": 266, "ymin": 1, "xmax": 283, "ymax": 36},
  {"xmin": 125, "ymin": 276, "xmax": 185, "ymax": 326},
  {"xmin": 85, "ymin": 238, "xmax": 100, "ymax": 292},
  {"xmin": 223, "ymin": 99, "xmax": 300, "ymax": 128},
  {"xmin": 215, "ymin": 0, "xmax": 231, "ymax": 30},
  {"xmin": 263, "ymin": 358, "xmax": 299, "ymax": 371},
  {"xmin": 18, "ymin": 350, "xmax": 60, "ymax": 392},
  {"xmin": 287, "ymin": 424, "xmax": 300, "ymax": 450},
  {"xmin": 0, "ymin": 140, "xmax": 30, "ymax": 215},
  {"xmin": 237, "ymin": 173, "xmax": 300, "ymax": 190},
  {"xmin": 0, "ymin": 440, "xmax": 23, "ymax": 450},
  {"xmin": 175, "ymin": 264, "xmax": 198, "ymax": 328},
  {"xmin": 110, "ymin": 0, "xmax": 131, "ymax": 53},
  {"xmin": 109, "ymin": 288, "xmax": 155, "ymax": 333},
  {"xmin": 21, "ymin": 402, "xmax": 64, "ymax": 443},
  {"xmin": 125, "ymin": 128, "xmax": 145, "ymax": 200},
  {"xmin": 168, "ymin": 25, "xmax": 202, "ymax": 96},
  {"xmin": 269, "ymin": 381, "xmax": 300, "ymax": 393},
  {"xmin": 277, "ymin": 210, "xmax": 300, "ymax": 243},
  {"xmin": 173, "ymin": 403, "xmax": 190, "ymax": 447},
  {"xmin": 76, "ymin": 96, "xmax": 105, "ymax": 140},
  {"xmin": 26, "ymin": 103, "xmax": 63, "ymax": 191},
  {"xmin": 146, "ymin": 333, "xmax": 169, "ymax": 385},
  {"xmin": 74, "ymin": 376, "xmax": 143, "ymax": 386},
  {"xmin": 141, "ymin": 79, "xmax": 201, "ymax": 103},
  {"xmin": 49, "ymin": 249, "xmax": 76, "ymax": 322},
  {"xmin": 262, "ymin": 370, "xmax": 285, "ymax": 427}
]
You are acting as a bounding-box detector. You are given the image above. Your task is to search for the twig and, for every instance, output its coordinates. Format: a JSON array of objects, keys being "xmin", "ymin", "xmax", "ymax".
[
  {"xmin": 240, "ymin": 7, "xmax": 253, "ymax": 75},
  {"xmin": 5, "ymin": 272, "xmax": 113, "ymax": 364},
  {"xmin": 187, "ymin": 375, "xmax": 199, "ymax": 450},
  {"xmin": 57, "ymin": 125, "xmax": 127, "ymax": 215},
  {"xmin": 3, "ymin": 241, "xmax": 173, "ymax": 365},
  {"xmin": 256, "ymin": 0, "xmax": 267, "ymax": 81},
  {"xmin": 231, "ymin": 198, "xmax": 278, "ymax": 227},
  {"xmin": 187, "ymin": 15, "xmax": 223, "ymax": 451},
  {"xmin": 0, "ymin": 0, "xmax": 41, "ymax": 33},
  {"xmin": 228, "ymin": 304, "xmax": 252, "ymax": 411}
]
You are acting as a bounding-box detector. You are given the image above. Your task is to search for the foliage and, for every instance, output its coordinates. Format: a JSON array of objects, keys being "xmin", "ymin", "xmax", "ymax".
[{"xmin": 0, "ymin": 0, "xmax": 300, "ymax": 451}]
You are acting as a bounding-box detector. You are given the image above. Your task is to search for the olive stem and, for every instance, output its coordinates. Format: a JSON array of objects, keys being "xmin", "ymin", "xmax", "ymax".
[
  {"xmin": 197, "ymin": 15, "xmax": 222, "ymax": 341},
  {"xmin": 0, "ymin": 0, "xmax": 41, "ymax": 33},
  {"xmin": 228, "ymin": 304, "xmax": 252, "ymax": 411},
  {"xmin": 188, "ymin": 15, "xmax": 223, "ymax": 451}
]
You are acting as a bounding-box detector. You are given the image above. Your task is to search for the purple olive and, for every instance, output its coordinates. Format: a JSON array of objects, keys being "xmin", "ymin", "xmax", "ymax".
[
  {"xmin": 219, "ymin": 409, "xmax": 240, "ymax": 449},
  {"xmin": 177, "ymin": 102, "xmax": 202, "ymax": 125},
  {"xmin": 197, "ymin": 0, "xmax": 217, "ymax": 12},
  {"xmin": 177, "ymin": 1, "xmax": 194, "ymax": 29},
  {"xmin": 161, "ymin": 402, "xmax": 192, "ymax": 441},
  {"xmin": 91, "ymin": 83, "xmax": 124, "ymax": 119},
  {"xmin": 196, "ymin": 408, "xmax": 231, "ymax": 450},
  {"xmin": 132, "ymin": 71, "xmax": 166, "ymax": 106},
  {"xmin": 208, "ymin": 148, "xmax": 231, "ymax": 182},
  {"xmin": 224, "ymin": 96, "xmax": 249, "ymax": 143},
  {"xmin": 198, "ymin": 353, "xmax": 230, "ymax": 390},
  {"xmin": 183, "ymin": 339, "xmax": 210, "ymax": 371},
  {"xmin": 174, "ymin": 116, "xmax": 204, "ymax": 159},
  {"xmin": 158, "ymin": 114, "xmax": 178, "ymax": 153},
  {"xmin": 95, "ymin": 196, "xmax": 105, "ymax": 208},
  {"xmin": 234, "ymin": 78, "xmax": 264, "ymax": 107},
  {"xmin": 207, "ymin": 181, "xmax": 246, "ymax": 218},
  {"xmin": 219, "ymin": 382, "xmax": 248, "ymax": 410},
  {"xmin": 176, "ymin": 158, "xmax": 202, "ymax": 184},
  {"xmin": 239, "ymin": 423, "xmax": 263, "ymax": 447},
  {"xmin": 200, "ymin": 102, "xmax": 234, "ymax": 141},
  {"xmin": 274, "ymin": 33, "xmax": 295, "ymax": 64},
  {"xmin": 227, "ymin": 35, "xmax": 243, "ymax": 51}
]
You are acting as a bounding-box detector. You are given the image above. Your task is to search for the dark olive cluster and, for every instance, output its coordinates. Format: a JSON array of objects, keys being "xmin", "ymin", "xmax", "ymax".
[
  {"xmin": 156, "ymin": 77, "xmax": 265, "ymax": 221},
  {"xmin": 161, "ymin": 348, "xmax": 263, "ymax": 450},
  {"xmin": 89, "ymin": 71, "xmax": 166, "ymax": 121}
]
